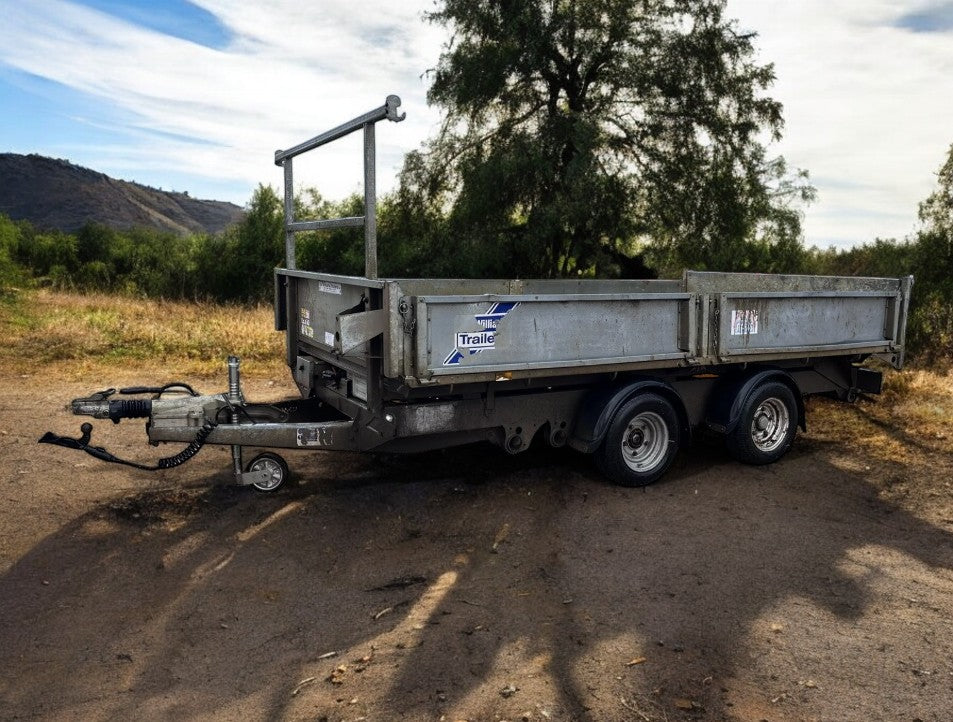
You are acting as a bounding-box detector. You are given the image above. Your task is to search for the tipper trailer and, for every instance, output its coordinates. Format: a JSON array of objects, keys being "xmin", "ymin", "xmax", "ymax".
[{"xmin": 42, "ymin": 95, "xmax": 913, "ymax": 490}]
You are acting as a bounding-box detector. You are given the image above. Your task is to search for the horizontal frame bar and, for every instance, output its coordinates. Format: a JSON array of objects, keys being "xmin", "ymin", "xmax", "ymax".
[
  {"xmin": 425, "ymin": 352, "xmax": 692, "ymax": 377},
  {"xmin": 720, "ymin": 290, "xmax": 895, "ymax": 300},
  {"xmin": 288, "ymin": 217, "xmax": 365, "ymax": 233},
  {"xmin": 149, "ymin": 420, "xmax": 358, "ymax": 449},
  {"xmin": 275, "ymin": 95, "xmax": 404, "ymax": 165},
  {"xmin": 417, "ymin": 292, "xmax": 692, "ymax": 304},
  {"xmin": 719, "ymin": 340, "xmax": 893, "ymax": 357},
  {"xmin": 276, "ymin": 268, "xmax": 386, "ymax": 289}
]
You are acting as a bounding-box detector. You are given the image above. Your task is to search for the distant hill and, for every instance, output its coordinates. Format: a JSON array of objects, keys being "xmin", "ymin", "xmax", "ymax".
[{"xmin": 0, "ymin": 153, "xmax": 244, "ymax": 235}]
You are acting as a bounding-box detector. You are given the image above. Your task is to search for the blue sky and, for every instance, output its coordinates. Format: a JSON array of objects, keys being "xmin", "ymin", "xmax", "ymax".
[{"xmin": 0, "ymin": 0, "xmax": 951, "ymax": 250}]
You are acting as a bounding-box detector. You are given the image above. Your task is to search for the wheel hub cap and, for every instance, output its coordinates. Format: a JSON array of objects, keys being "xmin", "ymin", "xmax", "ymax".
[
  {"xmin": 251, "ymin": 458, "xmax": 283, "ymax": 491},
  {"xmin": 750, "ymin": 398, "xmax": 790, "ymax": 452},
  {"xmin": 627, "ymin": 429, "xmax": 645, "ymax": 448},
  {"xmin": 620, "ymin": 411, "xmax": 669, "ymax": 472}
]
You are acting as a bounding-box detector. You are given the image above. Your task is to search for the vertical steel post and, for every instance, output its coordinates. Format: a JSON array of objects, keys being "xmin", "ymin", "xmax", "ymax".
[
  {"xmin": 363, "ymin": 122, "xmax": 377, "ymax": 280},
  {"xmin": 227, "ymin": 356, "xmax": 244, "ymax": 478},
  {"xmin": 283, "ymin": 159, "xmax": 296, "ymax": 270},
  {"xmin": 363, "ymin": 122, "xmax": 382, "ymax": 411}
]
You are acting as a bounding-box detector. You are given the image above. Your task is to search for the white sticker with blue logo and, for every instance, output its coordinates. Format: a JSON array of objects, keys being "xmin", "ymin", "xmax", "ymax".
[{"xmin": 443, "ymin": 302, "xmax": 521, "ymax": 366}]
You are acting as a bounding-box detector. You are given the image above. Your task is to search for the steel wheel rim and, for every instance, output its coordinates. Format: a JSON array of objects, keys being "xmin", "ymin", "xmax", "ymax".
[
  {"xmin": 251, "ymin": 458, "xmax": 284, "ymax": 491},
  {"xmin": 750, "ymin": 397, "xmax": 790, "ymax": 452},
  {"xmin": 621, "ymin": 411, "xmax": 669, "ymax": 472}
]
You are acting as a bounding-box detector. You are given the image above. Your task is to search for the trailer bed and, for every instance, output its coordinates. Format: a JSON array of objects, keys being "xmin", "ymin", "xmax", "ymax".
[{"xmin": 277, "ymin": 269, "xmax": 911, "ymax": 391}]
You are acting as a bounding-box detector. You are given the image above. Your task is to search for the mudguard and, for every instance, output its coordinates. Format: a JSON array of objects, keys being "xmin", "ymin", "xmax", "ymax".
[
  {"xmin": 569, "ymin": 378, "xmax": 690, "ymax": 454},
  {"xmin": 705, "ymin": 368, "xmax": 806, "ymax": 435}
]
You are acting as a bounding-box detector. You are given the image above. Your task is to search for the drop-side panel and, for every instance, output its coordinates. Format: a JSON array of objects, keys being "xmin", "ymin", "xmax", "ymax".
[
  {"xmin": 715, "ymin": 291, "xmax": 897, "ymax": 359},
  {"xmin": 416, "ymin": 293, "xmax": 693, "ymax": 378},
  {"xmin": 283, "ymin": 270, "xmax": 384, "ymax": 363}
]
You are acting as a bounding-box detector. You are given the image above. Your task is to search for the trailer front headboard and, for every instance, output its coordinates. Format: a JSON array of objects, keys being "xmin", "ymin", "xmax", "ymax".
[{"xmin": 273, "ymin": 95, "xmax": 405, "ymax": 278}]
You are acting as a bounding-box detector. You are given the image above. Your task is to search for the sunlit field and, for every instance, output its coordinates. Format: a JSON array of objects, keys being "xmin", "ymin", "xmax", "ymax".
[
  {"xmin": 0, "ymin": 289, "xmax": 285, "ymax": 379},
  {"xmin": 807, "ymin": 365, "xmax": 953, "ymax": 468}
]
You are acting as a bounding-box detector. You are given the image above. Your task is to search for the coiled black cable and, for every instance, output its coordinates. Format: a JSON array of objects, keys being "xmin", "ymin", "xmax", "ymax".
[
  {"xmin": 40, "ymin": 420, "xmax": 218, "ymax": 472},
  {"xmin": 155, "ymin": 421, "xmax": 217, "ymax": 469},
  {"xmin": 119, "ymin": 383, "xmax": 200, "ymax": 398}
]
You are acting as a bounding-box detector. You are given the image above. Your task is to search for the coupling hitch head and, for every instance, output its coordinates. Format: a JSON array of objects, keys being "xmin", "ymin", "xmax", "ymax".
[
  {"xmin": 70, "ymin": 388, "xmax": 115, "ymax": 418},
  {"xmin": 39, "ymin": 423, "xmax": 123, "ymax": 464},
  {"xmin": 70, "ymin": 389, "xmax": 152, "ymax": 423}
]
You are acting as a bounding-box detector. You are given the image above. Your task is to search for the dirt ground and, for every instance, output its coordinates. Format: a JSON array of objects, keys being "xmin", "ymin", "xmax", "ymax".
[{"xmin": 1, "ymin": 367, "xmax": 952, "ymax": 722}]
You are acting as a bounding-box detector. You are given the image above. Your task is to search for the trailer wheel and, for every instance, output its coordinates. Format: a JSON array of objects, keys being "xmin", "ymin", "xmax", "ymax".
[
  {"xmin": 727, "ymin": 381, "xmax": 798, "ymax": 465},
  {"xmin": 246, "ymin": 452, "xmax": 289, "ymax": 492},
  {"xmin": 597, "ymin": 394, "xmax": 680, "ymax": 487}
]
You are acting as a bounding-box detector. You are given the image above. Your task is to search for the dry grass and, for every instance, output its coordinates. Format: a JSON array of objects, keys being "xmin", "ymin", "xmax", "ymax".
[
  {"xmin": 806, "ymin": 365, "xmax": 953, "ymax": 520},
  {"xmin": 808, "ymin": 367, "xmax": 953, "ymax": 460},
  {"xmin": 0, "ymin": 289, "xmax": 286, "ymax": 379}
]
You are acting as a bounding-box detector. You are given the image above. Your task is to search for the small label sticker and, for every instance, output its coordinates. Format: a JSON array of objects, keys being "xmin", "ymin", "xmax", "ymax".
[
  {"xmin": 318, "ymin": 281, "xmax": 342, "ymax": 295},
  {"xmin": 730, "ymin": 309, "xmax": 759, "ymax": 335},
  {"xmin": 297, "ymin": 427, "xmax": 333, "ymax": 447},
  {"xmin": 324, "ymin": 331, "xmax": 336, "ymax": 347},
  {"xmin": 299, "ymin": 308, "xmax": 314, "ymax": 338}
]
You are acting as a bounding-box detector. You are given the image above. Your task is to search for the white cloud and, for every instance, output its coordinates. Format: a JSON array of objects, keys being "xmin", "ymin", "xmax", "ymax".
[
  {"xmin": 0, "ymin": 0, "xmax": 444, "ymax": 203},
  {"xmin": 727, "ymin": 0, "xmax": 953, "ymax": 247},
  {"xmin": 0, "ymin": 0, "xmax": 950, "ymax": 248}
]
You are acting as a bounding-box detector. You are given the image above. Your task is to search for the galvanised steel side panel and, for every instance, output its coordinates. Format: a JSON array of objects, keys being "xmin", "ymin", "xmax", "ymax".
[
  {"xmin": 282, "ymin": 270, "xmax": 912, "ymax": 385},
  {"xmin": 416, "ymin": 293, "xmax": 692, "ymax": 378},
  {"xmin": 295, "ymin": 275, "xmax": 371, "ymax": 361},
  {"xmin": 716, "ymin": 291, "xmax": 896, "ymax": 358},
  {"xmin": 686, "ymin": 270, "xmax": 901, "ymax": 294}
]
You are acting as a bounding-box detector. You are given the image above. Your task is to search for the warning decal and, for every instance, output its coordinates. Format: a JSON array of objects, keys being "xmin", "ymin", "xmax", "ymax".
[{"xmin": 730, "ymin": 309, "xmax": 759, "ymax": 335}]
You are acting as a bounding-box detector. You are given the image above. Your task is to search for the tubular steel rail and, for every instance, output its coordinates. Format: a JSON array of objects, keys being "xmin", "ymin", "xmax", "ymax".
[{"xmin": 274, "ymin": 94, "xmax": 405, "ymax": 278}]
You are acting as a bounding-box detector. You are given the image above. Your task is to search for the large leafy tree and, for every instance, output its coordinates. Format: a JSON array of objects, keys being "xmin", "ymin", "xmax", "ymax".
[
  {"xmin": 917, "ymin": 142, "xmax": 953, "ymax": 247},
  {"xmin": 403, "ymin": 0, "xmax": 812, "ymax": 277},
  {"xmin": 908, "ymin": 143, "xmax": 953, "ymax": 360}
]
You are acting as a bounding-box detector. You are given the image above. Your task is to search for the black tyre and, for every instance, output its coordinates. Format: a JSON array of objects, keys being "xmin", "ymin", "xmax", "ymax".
[
  {"xmin": 596, "ymin": 393, "xmax": 680, "ymax": 487},
  {"xmin": 726, "ymin": 381, "xmax": 798, "ymax": 465},
  {"xmin": 245, "ymin": 452, "xmax": 290, "ymax": 492}
]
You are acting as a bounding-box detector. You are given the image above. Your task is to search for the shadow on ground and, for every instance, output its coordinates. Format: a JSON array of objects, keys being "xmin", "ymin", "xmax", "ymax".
[{"xmin": 1, "ymin": 434, "xmax": 952, "ymax": 721}]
